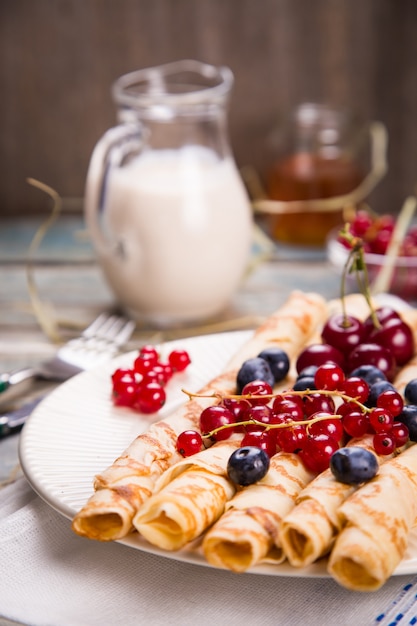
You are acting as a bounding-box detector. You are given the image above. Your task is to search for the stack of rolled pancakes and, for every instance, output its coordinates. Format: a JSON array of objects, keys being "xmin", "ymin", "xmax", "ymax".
[{"xmin": 72, "ymin": 291, "xmax": 417, "ymax": 592}]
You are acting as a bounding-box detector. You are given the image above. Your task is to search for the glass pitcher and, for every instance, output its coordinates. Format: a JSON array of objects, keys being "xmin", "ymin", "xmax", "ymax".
[{"xmin": 85, "ymin": 60, "xmax": 252, "ymax": 326}]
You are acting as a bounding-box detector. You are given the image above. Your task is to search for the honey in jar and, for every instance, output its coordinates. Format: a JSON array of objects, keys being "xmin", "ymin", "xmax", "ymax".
[{"xmin": 265, "ymin": 104, "xmax": 365, "ymax": 247}]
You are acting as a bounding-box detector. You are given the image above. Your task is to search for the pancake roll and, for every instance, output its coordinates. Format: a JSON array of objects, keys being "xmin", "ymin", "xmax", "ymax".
[
  {"xmin": 202, "ymin": 451, "xmax": 315, "ymax": 572},
  {"xmin": 72, "ymin": 290, "xmax": 328, "ymax": 541},
  {"xmin": 328, "ymin": 443, "xmax": 417, "ymax": 591}
]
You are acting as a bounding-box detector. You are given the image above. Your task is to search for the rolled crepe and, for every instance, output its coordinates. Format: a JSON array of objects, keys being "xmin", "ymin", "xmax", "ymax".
[
  {"xmin": 279, "ymin": 435, "xmax": 388, "ymax": 568},
  {"xmin": 72, "ymin": 290, "xmax": 328, "ymax": 541},
  {"xmin": 202, "ymin": 452, "xmax": 315, "ymax": 572},
  {"xmin": 328, "ymin": 443, "xmax": 417, "ymax": 591},
  {"xmin": 133, "ymin": 441, "xmax": 239, "ymax": 550}
]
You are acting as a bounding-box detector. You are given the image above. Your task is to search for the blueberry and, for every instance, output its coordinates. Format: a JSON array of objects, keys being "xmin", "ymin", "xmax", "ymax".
[
  {"xmin": 330, "ymin": 447, "xmax": 379, "ymax": 485},
  {"xmin": 258, "ymin": 347, "xmax": 290, "ymax": 383},
  {"xmin": 405, "ymin": 380, "xmax": 417, "ymax": 405},
  {"xmin": 396, "ymin": 405, "xmax": 417, "ymax": 441},
  {"xmin": 236, "ymin": 357, "xmax": 274, "ymax": 393},
  {"xmin": 366, "ymin": 380, "xmax": 396, "ymax": 407},
  {"xmin": 293, "ymin": 376, "xmax": 316, "ymax": 392},
  {"xmin": 297, "ymin": 365, "xmax": 318, "ymax": 380},
  {"xmin": 349, "ymin": 364, "xmax": 387, "ymax": 386},
  {"xmin": 227, "ymin": 446, "xmax": 270, "ymax": 486}
]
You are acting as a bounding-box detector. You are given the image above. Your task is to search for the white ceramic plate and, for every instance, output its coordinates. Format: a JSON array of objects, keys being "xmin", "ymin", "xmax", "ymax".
[{"xmin": 19, "ymin": 329, "xmax": 417, "ymax": 577}]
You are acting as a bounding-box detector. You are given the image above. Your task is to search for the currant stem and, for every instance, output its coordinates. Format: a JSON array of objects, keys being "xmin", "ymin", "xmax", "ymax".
[{"xmin": 202, "ymin": 412, "xmax": 343, "ymax": 439}]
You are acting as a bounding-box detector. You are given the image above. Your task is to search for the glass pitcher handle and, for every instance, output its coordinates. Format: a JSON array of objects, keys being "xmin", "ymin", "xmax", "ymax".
[{"xmin": 84, "ymin": 124, "xmax": 143, "ymax": 251}]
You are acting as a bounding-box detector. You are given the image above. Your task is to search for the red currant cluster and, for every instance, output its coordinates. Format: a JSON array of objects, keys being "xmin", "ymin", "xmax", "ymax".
[
  {"xmin": 176, "ymin": 367, "xmax": 409, "ymax": 475},
  {"xmin": 111, "ymin": 345, "xmax": 191, "ymax": 414},
  {"xmin": 338, "ymin": 208, "xmax": 417, "ymax": 256}
]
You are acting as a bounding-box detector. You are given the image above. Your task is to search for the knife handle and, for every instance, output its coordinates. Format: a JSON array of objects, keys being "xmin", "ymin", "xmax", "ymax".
[
  {"xmin": 0, "ymin": 367, "xmax": 39, "ymax": 407},
  {"xmin": 0, "ymin": 395, "xmax": 44, "ymax": 437}
]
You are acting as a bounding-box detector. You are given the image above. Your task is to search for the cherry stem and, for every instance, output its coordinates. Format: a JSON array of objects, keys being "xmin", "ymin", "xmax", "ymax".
[{"xmin": 338, "ymin": 227, "xmax": 381, "ymax": 330}]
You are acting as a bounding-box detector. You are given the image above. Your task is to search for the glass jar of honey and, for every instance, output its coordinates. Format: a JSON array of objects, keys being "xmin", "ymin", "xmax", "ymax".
[{"xmin": 263, "ymin": 103, "xmax": 366, "ymax": 247}]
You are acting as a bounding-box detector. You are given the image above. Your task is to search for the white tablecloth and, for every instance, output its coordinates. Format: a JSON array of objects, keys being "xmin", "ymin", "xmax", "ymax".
[{"xmin": 1, "ymin": 479, "xmax": 417, "ymax": 626}]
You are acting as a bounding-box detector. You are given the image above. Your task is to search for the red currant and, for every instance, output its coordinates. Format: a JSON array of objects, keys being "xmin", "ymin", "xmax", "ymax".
[
  {"xmin": 391, "ymin": 422, "xmax": 409, "ymax": 447},
  {"xmin": 369, "ymin": 407, "xmax": 394, "ymax": 433},
  {"xmin": 240, "ymin": 430, "xmax": 277, "ymax": 458},
  {"xmin": 139, "ymin": 345, "xmax": 160, "ymax": 362},
  {"xmin": 133, "ymin": 382, "xmax": 166, "ymax": 414},
  {"xmin": 168, "ymin": 349, "xmax": 191, "ymax": 372},
  {"xmin": 276, "ymin": 424, "xmax": 307, "ymax": 453},
  {"xmin": 199, "ymin": 405, "xmax": 236, "ymax": 441},
  {"xmin": 342, "ymin": 410, "xmax": 369, "ymax": 438},
  {"xmin": 299, "ymin": 434, "xmax": 339, "ymax": 474},
  {"xmin": 339, "ymin": 376, "xmax": 369, "ymax": 403},
  {"xmin": 176, "ymin": 430, "xmax": 204, "ymax": 457},
  {"xmin": 314, "ymin": 363, "xmax": 345, "ymax": 391},
  {"xmin": 373, "ymin": 432, "xmax": 396, "ymax": 455},
  {"xmin": 243, "ymin": 404, "xmax": 274, "ymax": 432},
  {"xmin": 112, "ymin": 379, "xmax": 138, "ymax": 407},
  {"xmin": 376, "ymin": 389, "xmax": 404, "ymax": 417},
  {"xmin": 241, "ymin": 380, "xmax": 273, "ymax": 406},
  {"xmin": 222, "ymin": 398, "xmax": 251, "ymax": 421},
  {"xmin": 304, "ymin": 392, "xmax": 335, "ymax": 418},
  {"xmin": 111, "ymin": 367, "xmax": 136, "ymax": 385},
  {"xmin": 308, "ymin": 413, "xmax": 344, "ymax": 442},
  {"xmin": 133, "ymin": 354, "xmax": 156, "ymax": 375},
  {"xmin": 272, "ymin": 396, "xmax": 304, "ymax": 421}
]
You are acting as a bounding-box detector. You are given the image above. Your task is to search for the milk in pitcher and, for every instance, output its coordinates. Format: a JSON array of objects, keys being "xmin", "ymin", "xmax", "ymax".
[{"xmin": 93, "ymin": 145, "xmax": 252, "ymax": 324}]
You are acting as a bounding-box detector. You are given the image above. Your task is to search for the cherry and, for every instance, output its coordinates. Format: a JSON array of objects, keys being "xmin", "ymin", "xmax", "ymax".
[
  {"xmin": 176, "ymin": 430, "xmax": 204, "ymax": 457},
  {"xmin": 369, "ymin": 317, "xmax": 414, "ymax": 366},
  {"xmin": 296, "ymin": 343, "xmax": 345, "ymax": 374},
  {"xmin": 363, "ymin": 307, "xmax": 401, "ymax": 338},
  {"xmin": 350, "ymin": 209, "xmax": 373, "ymax": 236},
  {"xmin": 321, "ymin": 314, "xmax": 366, "ymax": 353},
  {"xmin": 347, "ymin": 343, "xmax": 396, "ymax": 381}
]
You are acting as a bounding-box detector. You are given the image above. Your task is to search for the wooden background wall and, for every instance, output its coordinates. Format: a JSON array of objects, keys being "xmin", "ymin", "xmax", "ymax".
[{"xmin": 1, "ymin": 0, "xmax": 417, "ymax": 216}]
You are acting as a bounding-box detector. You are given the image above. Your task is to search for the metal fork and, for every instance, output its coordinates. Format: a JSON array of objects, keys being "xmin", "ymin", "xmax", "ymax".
[{"xmin": 0, "ymin": 313, "xmax": 136, "ymax": 408}]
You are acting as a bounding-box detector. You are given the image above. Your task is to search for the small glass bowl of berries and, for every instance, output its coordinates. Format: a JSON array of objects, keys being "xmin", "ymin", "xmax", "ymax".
[{"xmin": 327, "ymin": 207, "xmax": 417, "ymax": 301}]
